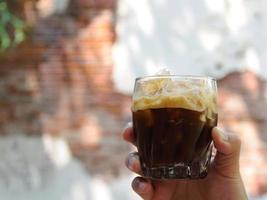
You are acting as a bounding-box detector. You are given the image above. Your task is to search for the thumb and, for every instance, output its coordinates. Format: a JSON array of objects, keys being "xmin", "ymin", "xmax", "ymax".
[{"xmin": 212, "ymin": 127, "xmax": 242, "ymax": 178}]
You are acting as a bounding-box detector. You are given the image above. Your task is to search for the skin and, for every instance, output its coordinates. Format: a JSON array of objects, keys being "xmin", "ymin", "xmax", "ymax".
[{"xmin": 123, "ymin": 124, "xmax": 248, "ymax": 200}]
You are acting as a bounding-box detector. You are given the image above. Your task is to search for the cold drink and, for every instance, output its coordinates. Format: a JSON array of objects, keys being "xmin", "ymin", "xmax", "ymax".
[{"xmin": 132, "ymin": 76, "xmax": 217, "ymax": 179}]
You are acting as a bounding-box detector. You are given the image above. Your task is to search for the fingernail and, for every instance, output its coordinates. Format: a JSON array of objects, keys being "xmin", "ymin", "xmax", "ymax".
[
  {"xmin": 138, "ymin": 181, "xmax": 146, "ymax": 192},
  {"xmin": 132, "ymin": 178, "xmax": 147, "ymax": 193},
  {"xmin": 124, "ymin": 122, "xmax": 133, "ymax": 130},
  {"xmin": 126, "ymin": 153, "xmax": 137, "ymax": 170},
  {"xmin": 216, "ymin": 127, "xmax": 228, "ymax": 142}
]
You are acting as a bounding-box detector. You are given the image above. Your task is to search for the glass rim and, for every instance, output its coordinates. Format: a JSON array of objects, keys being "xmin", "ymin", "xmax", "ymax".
[{"xmin": 135, "ymin": 75, "xmax": 216, "ymax": 82}]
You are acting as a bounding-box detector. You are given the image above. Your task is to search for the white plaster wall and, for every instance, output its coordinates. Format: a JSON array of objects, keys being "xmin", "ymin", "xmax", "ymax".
[
  {"xmin": 0, "ymin": 135, "xmax": 139, "ymax": 200},
  {"xmin": 113, "ymin": 0, "xmax": 267, "ymax": 94}
]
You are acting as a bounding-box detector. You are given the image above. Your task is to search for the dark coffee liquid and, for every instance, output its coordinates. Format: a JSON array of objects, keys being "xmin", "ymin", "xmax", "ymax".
[{"xmin": 133, "ymin": 108, "xmax": 217, "ymax": 179}]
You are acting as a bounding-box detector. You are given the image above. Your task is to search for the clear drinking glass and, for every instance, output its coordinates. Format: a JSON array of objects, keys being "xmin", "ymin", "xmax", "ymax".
[{"xmin": 132, "ymin": 75, "xmax": 218, "ymax": 179}]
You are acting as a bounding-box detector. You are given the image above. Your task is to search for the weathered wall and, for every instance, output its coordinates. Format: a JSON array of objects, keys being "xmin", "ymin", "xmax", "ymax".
[
  {"xmin": 0, "ymin": 0, "xmax": 131, "ymax": 180},
  {"xmin": 113, "ymin": 0, "xmax": 267, "ymax": 94},
  {"xmin": 218, "ymin": 72, "xmax": 267, "ymax": 196}
]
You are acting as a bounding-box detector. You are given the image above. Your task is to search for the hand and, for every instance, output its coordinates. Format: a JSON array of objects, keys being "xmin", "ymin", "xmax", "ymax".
[{"xmin": 123, "ymin": 124, "xmax": 248, "ymax": 200}]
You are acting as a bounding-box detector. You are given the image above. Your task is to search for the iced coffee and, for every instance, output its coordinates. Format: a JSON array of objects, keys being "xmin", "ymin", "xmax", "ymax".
[{"xmin": 132, "ymin": 76, "xmax": 217, "ymax": 179}]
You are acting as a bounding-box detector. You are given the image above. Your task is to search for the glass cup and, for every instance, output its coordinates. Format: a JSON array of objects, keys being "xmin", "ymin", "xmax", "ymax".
[{"xmin": 132, "ymin": 75, "xmax": 218, "ymax": 179}]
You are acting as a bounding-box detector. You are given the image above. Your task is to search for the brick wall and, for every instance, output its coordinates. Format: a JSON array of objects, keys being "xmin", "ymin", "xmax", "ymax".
[
  {"xmin": 218, "ymin": 71, "xmax": 267, "ymax": 196},
  {"xmin": 0, "ymin": 0, "xmax": 131, "ymax": 177},
  {"xmin": 0, "ymin": 0, "xmax": 267, "ymax": 197}
]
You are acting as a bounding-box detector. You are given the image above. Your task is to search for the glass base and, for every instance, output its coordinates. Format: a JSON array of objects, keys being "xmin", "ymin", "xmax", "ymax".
[{"xmin": 142, "ymin": 162, "xmax": 209, "ymax": 180}]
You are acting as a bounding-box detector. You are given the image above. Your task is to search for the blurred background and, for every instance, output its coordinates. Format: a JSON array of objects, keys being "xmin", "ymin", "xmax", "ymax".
[{"xmin": 0, "ymin": 0, "xmax": 267, "ymax": 199}]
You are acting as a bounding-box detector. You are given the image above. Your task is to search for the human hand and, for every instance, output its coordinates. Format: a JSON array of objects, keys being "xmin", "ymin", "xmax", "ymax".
[{"xmin": 123, "ymin": 124, "xmax": 248, "ymax": 200}]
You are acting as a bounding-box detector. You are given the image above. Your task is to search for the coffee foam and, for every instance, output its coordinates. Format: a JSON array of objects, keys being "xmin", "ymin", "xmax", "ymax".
[{"xmin": 132, "ymin": 76, "xmax": 217, "ymax": 119}]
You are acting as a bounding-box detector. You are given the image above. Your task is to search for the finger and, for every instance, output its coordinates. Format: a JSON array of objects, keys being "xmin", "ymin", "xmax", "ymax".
[
  {"xmin": 132, "ymin": 177, "xmax": 154, "ymax": 200},
  {"xmin": 212, "ymin": 127, "xmax": 241, "ymax": 178},
  {"xmin": 122, "ymin": 122, "xmax": 136, "ymax": 146},
  {"xmin": 125, "ymin": 152, "xmax": 142, "ymax": 175}
]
